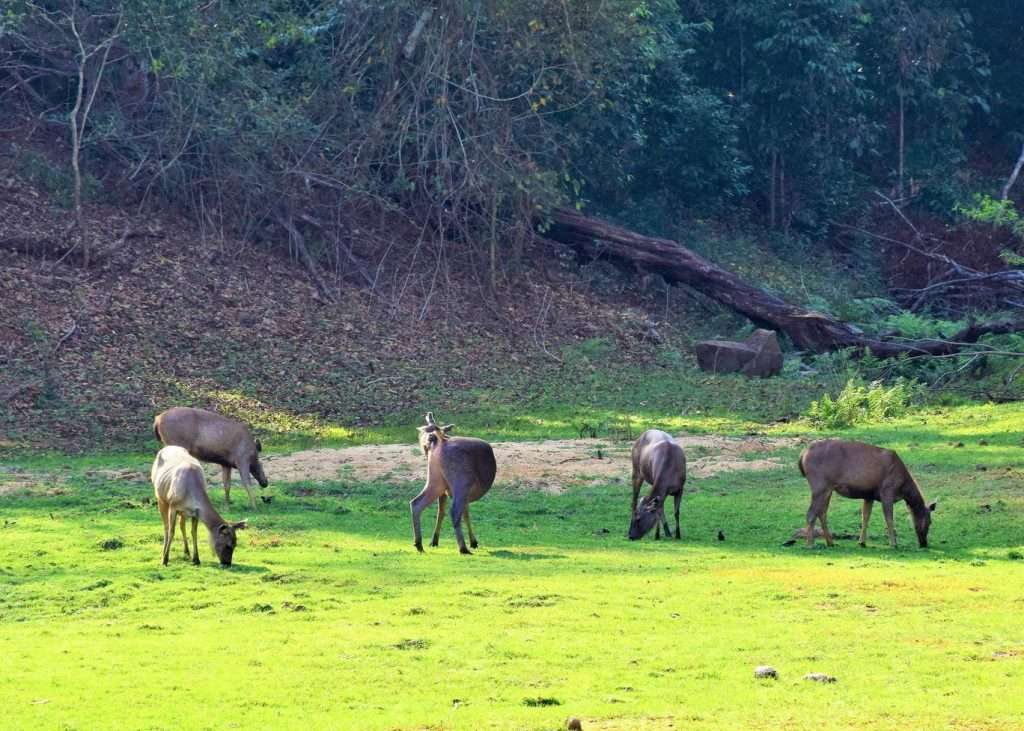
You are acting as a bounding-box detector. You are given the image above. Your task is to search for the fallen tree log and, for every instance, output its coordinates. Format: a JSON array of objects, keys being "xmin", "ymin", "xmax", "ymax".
[{"xmin": 546, "ymin": 208, "xmax": 1024, "ymax": 357}]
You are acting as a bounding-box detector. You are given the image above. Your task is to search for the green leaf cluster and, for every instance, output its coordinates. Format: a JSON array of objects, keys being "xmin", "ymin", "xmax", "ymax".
[{"xmin": 806, "ymin": 377, "xmax": 920, "ymax": 428}]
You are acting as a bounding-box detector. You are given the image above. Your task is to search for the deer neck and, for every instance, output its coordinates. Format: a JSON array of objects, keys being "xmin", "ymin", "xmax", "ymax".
[
  {"xmin": 902, "ymin": 480, "xmax": 927, "ymax": 515},
  {"xmin": 426, "ymin": 439, "xmax": 450, "ymax": 479},
  {"xmin": 194, "ymin": 487, "xmax": 227, "ymax": 530}
]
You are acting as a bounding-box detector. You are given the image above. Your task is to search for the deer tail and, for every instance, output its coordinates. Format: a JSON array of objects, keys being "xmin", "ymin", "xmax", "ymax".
[
  {"xmin": 797, "ymin": 451, "xmax": 806, "ymax": 477},
  {"xmin": 153, "ymin": 417, "xmax": 162, "ymax": 443}
]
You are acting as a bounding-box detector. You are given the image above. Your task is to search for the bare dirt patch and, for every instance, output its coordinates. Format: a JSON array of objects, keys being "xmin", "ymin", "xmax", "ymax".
[
  {"xmin": 0, "ymin": 480, "xmax": 36, "ymax": 497},
  {"xmin": 0, "ymin": 477, "xmax": 67, "ymax": 497},
  {"xmin": 263, "ymin": 435, "xmax": 800, "ymax": 493}
]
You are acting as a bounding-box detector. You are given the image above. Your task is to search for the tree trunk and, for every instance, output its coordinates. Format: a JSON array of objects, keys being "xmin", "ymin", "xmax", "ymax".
[
  {"xmin": 779, "ymin": 152, "xmax": 787, "ymax": 234},
  {"xmin": 69, "ymin": 38, "xmax": 87, "ymax": 267},
  {"xmin": 1002, "ymin": 140, "xmax": 1024, "ymax": 201},
  {"xmin": 546, "ymin": 208, "xmax": 1024, "ymax": 357},
  {"xmin": 897, "ymin": 92, "xmax": 905, "ymax": 198}
]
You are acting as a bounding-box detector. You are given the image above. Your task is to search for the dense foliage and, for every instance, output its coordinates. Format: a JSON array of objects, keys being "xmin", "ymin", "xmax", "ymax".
[{"xmin": 0, "ymin": 0, "xmax": 1019, "ymax": 277}]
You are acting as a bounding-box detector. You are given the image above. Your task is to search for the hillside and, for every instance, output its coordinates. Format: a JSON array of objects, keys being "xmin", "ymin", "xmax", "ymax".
[{"xmin": 3, "ymin": 174, "xmax": 851, "ymax": 454}]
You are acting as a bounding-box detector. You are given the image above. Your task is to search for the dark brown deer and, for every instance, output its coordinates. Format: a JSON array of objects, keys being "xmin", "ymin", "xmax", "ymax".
[
  {"xmin": 629, "ymin": 429, "xmax": 687, "ymax": 540},
  {"xmin": 798, "ymin": 439, "xmax": 936, "ymax": 549},
  {"xmin": 151, "ymin": 446, "xmax": 248, "ymax": 566},
  {"xmin": 153, "ymin": 406, "xmax": 268, "ymax": 508},
  {"xmin": 410, "ymin": 413, "xmax": 496, "ymax": 554}
]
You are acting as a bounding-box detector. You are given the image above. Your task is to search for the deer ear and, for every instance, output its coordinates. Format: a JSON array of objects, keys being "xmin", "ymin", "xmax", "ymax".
[
  {"xmin": 441, "ymin": 424, "xmax": 454, "ymax": 434},
  {"xmin": 927, "ymin": 501, "xmax": 937, "ymax": 512},
  {"xmin": 233, "ymin": 520, "xmax": 248, "ymax": 530},
  {"xmin": 218, "ymin": 523, "xmax": 231, "ymax": 535},
  {"xmin": 417, "ymin": 425, "xmax": 429, "ymax": 433},
  {"xmin": 424, "ymin": 412, "xmax": 436, "ymax": 426},
  {"xmin": 255, "ymin": 439, "xmax": 262, "ymax": 453}
]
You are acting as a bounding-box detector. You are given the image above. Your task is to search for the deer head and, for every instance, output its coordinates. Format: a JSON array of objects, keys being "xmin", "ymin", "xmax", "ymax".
[
  {"xmin": 211, "ymin": 520, "xmax": 248, "ymax": 566},
  {"xmin": 628, "ymin": 496, "xmax": 663, "ymax": 540},
  {"xmin": 417, "ymin": 412, "xmax": 454, "ymax": 455}
]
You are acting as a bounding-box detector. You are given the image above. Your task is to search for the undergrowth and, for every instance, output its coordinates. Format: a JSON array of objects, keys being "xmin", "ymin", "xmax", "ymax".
[{"xmin": 805, "ymin": 378, "xmax": 920, "ymax": 429}]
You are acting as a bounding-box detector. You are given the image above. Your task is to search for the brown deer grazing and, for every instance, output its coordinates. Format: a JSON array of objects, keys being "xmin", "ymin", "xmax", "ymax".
[
  {"xmin": 151, "ymin": 446, "xmax": 248, "ymax": 566},
  {"xmin": 153, "ymin": 406, "xmax": 268, "ymax": 509},
  {"xmin": 798, "ymin": 439, "xmax": 937, "ymax": 549},
  {"xmin": 410, "ymin": 413, "xmax": 496, "ymax": 555},
  {"xmin": 629, "ymin": 429, "xmax": 687, "ymax": 540}
]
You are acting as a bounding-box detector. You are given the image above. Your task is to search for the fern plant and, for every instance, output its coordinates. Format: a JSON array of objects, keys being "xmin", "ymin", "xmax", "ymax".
[{"xmin": 805, "ymin": 378, "xmax": 919, "ymax": 429}]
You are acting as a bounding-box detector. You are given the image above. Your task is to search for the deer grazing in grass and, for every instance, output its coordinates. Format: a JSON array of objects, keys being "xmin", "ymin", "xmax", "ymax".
[
  {"xmin": 154, "ymin": 406, "xmax": 268, "ymax": 509},
  {"xmin": 410, "ymin": 413, "xmax": 496, "ymax": 555},
  {"xmin": 629, "ymin": 429, "xmax": 687, "ymax": 541},
  {"xmin": 151, "ymin": 446, "xmax": 248, "ymax": 566},
  {"xmin": 798, "ymin": 439, "xmax": 936, "ymax": 549}
]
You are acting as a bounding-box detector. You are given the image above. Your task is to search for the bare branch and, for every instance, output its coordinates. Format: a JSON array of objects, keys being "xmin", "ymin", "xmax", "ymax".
[
  {"xmin": 1002, "ymin": 141, "xmax": 1024, "ymax": 201},
  {"xmin": 402, "ymin": 8, "xmax": 434, "ymax": 62}
]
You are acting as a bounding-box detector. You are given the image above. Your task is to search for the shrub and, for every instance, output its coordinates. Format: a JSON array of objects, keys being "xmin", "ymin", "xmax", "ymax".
[
  {"xmin": 880, "ymin": 312, "xmax": 962, "ymax": 340},
  {"xmin": 805, "ymin": 378, "xmax": 919, "ymax": 429}
]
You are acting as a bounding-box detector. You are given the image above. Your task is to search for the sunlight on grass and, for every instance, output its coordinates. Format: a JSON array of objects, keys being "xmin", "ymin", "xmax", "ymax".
[{"xmin": 2, "ymin": 407, "xmax": 1024, "ymax": 729}]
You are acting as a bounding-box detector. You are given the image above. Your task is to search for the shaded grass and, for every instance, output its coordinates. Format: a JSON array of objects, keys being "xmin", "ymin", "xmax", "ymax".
[
  {"xmin": 3, "ymin": 343, "xmax": 835, "ymax": 457},
  {"xmin": 2, "ymin": 404, "xmax": 1024, "ymax": 729}
]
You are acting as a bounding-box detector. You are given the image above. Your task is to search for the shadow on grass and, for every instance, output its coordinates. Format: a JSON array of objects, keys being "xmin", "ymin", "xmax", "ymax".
[
  {"xmin": 488, "ymin": 549, "xmax": 568, "ymax": 560},
  {"xmin": 3, "ymin": 421, "xmax": 1023, "ymax": 575},
  {"xmin": 222, "ymin": 563, "xmax": 271, "ymax": 574}
]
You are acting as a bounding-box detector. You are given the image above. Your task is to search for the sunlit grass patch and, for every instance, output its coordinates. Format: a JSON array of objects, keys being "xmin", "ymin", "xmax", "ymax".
[{"xmin": 2, "ymin": 407, "xmax": 1024, "ymax": 729}]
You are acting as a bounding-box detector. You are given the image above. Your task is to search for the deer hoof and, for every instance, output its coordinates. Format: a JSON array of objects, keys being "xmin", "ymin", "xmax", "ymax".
[
  {"xmin": 192, "ymin": 557, "xmax": 201, "ymax": 566},
  {"xmin": 429, "ymin": 538, "xmax": 439, "ymax": 547},
  {"xmin": 460, "ymin": 546, "xmax": 473, "ymax": 555},
  {"xmin": 415, "ymin": 542, "xmax": 424, "ymax": 553},
  {"xmin": 470, "ymin": 540, "xmax": 478, "ymax": 549}
]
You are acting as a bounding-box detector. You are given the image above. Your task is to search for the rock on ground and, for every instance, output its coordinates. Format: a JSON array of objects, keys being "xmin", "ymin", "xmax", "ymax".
[
  {"xmin": 803, "ymin": 672, "xmax": 837, "ymax": 683},
  {"xmin": 695, "ymin": 329, "xmax": 783, "ymax": 378}
]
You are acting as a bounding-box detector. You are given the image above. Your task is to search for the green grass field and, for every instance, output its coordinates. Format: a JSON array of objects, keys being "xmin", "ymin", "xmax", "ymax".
[{"xmin": 2, "ymin": 402, "xmax": 1023, "ymax": 730}]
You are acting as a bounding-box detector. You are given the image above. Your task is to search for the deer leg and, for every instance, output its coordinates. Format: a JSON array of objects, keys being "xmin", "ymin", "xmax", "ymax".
[
  {"xmin": 449, "ymin": 489, "xmax": 471, "ymax": 555},
  {"xmin": 859, "ymin": 500, "xmax": 873, "ymax": 547},
  {"xmin": 672, "ymin": 491, "xmax": 682, "ymax": 540},
  {"xmin": 430, "ymin": 494, "xmax": 447, "ymax": 547},
  {"xmin": 237, "ymin": 463, "xmax": 257, "ymax": 510},
  {"xmin": 163, "ymin": 508, "xmax": 177, "ymax": 566},
  {"xmin": 817, "ymin": 510, "xmax": 835, "ymax": 548},
  {"xmin": 410, "ymin": 482, "xmax": 442, "ymax": 553},
  {"xmin": 463, "ymin": 505, "xmax": 479, "ymax": 549},
  {"xmin": 882, "ymin": 500, "xmax": 897, "ymax": 548},
  {"xmin": 660, "ymin": 501, "xmax": 673, "ymax": 538},
  {"xmin": 222, "ymin": 465, "xmax": 232, "ymax": 505},
  {"xmin": 631, "ymin": 469, "xmax": 643, "ymax": 516},
  {"xmin": 191, "ymin": 517, "xmax": 200, "ymax": 565},
  {"xmin": 805, "ymin": 486, "xmax": 832, "ymax": 548},
  {"xmin": 179, "ymin": 514, "xmax": 189, "ymax": 557},
  {"xmin": 158, "ymin": 501, "xmax": 170, "ymax": 565}
]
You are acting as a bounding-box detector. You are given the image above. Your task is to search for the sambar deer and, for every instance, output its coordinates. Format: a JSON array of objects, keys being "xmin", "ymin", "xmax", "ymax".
[
  {"xmin": 410, "ymin": 413, "xmax": 496, "ymax": 555},
  {"xmin": 798, "ymin": 439, "xmax": 936, "ymax": 549},
  {"xmin": 154, "ymin": 406, "xmax": 268, "ymax": 509},
  {"xmin": 629, "ymin": 429, "xmax": 687, "ymax": 540},
  {"xmin": 151, "ymin": 446, "xmax": 248, "ymax": 566}
]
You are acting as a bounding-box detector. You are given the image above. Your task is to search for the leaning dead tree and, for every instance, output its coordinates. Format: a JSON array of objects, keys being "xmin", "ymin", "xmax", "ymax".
[{"xmin": 545, "ymin": 208, "xmax": 1024, "ymax": 357}]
